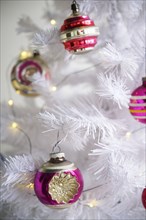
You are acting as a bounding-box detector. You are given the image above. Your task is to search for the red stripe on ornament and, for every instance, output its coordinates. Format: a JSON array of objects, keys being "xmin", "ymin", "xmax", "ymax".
[
  {"xmin": 64, "ymin": 15, "xmax": 90, "ymax": 24},
  {"xmin": 61, "ymin": 20, "xmax": 95, "ymax": 31},
  {"xmin": 64, "ymin": 36, "xmax": 97, "ymax": 51}
]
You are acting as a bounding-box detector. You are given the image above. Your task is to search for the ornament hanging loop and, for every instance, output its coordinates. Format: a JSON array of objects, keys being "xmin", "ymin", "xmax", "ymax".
[
  {"xmin": 51, "ymin": 130, "xmax": 61, "ymax": 154},
  {"xmin": 71, "ymin": 0, "xmax": 80, "ymax": 15},
  {"xmin": 52, "ymin": 140, "xmax": 61, "ymax": 154}
]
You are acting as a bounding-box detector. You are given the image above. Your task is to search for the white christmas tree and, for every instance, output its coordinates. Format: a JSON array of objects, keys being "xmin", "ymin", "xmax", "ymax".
[{"xmin": 1, "ymin": 0, "xmax": 145, "ymax": 219}]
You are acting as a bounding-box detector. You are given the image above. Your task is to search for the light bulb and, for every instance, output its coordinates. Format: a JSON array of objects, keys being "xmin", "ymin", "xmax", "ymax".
[
  {"xmin": 26, "ymin": 183, "xmax": 34, "ymax": 189},
  {"xmin": 16, "ymin": 183, "xmax": 34, "ymax": 190},
  {"xmin": 11, "ymin": 122, "xmax": 18, "ymax": 129},
  {"xmin": 51, "ymin": 86, "xmax": 57, "ymax": 92},
  {"xmin": 8, "ymin": 99, "xmax": 14, "ymax": 106},
  {"xmin": 50, "ymin": 19, "xmax": 56, "ymax": 25},
  {"xmin": 87, "ymin": 199, "xmax": 98, "ymax": 208},
  {"xmin": 126, "ymin": 132, "xmax": 131, "ymax": 138}
]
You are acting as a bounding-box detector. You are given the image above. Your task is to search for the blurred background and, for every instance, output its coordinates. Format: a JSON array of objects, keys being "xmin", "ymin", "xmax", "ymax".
[
  {"xmin": 1, "ymin": 0, "xmax": 70, "ymax": 106},
  {"xmin": 1, "ymin": 0, "xmax": 71, "ymax": 154}
]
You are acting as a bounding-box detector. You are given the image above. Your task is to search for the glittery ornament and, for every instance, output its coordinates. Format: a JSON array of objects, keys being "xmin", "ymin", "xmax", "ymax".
[
  {"xmin": 60, "ymin": 0, "xmax": 99, "ymax": 54},
  {"xmin": 129, "ymin": 77, "xmax": 146, "ymax": 124},
  {"xmin": 34, "ymin": 152, "xmax": 84, "ymax": 208},
  {"xmin": 11, "ymin": 50, "xmax": 50, "ymax": 96},
  {"xmin": 142, "ymin": 188, "xmax": 146, "ymax": 209}
]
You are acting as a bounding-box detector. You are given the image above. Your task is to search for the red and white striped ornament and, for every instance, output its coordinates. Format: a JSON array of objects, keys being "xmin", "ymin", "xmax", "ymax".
[
  {"xmin": 129, "ymin": 77, "xmax": 146, "ymax": 124},
  {"xmin": 60, "ymin": 0, "xmax": 99, "ymax": 54}
]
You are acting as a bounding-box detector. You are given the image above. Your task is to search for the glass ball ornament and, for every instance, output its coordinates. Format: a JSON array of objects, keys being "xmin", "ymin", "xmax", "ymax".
[
  {"xmin": 142, "ymin": 188, "xmax": 146, "ymax": 209},
  {"xmin": 11, "ymin": 50, "xmax": 50, "ymax": 96},
  {"xmin": 60, "ymin": 0, "xmax": 99, "ymax": 54},
  {"xmin": 129, "ymin": 77, "xmax": 146, "ymax": 124},
  {"xmin": 34, "ymin": 152, "xmax": 84, "ymax": 208}
]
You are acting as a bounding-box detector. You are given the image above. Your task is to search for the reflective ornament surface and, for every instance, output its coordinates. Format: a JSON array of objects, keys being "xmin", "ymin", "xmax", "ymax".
[
  {"xmin": 34, "ymin": 152, "xmax": 84, "ymax": 208},
  {"xmin": 11, "ymin": 50, "xmax": 50, "ymax": 96},
  {"xmin": 49, "ymin": 172, "xmax": 79, "ymax": 203},
  {"xmin": 142, "ymin": 188, "xmax": 146, "ymax": 209},
  {"xmin": 129, "ymin": 77, "xmax": 146, "ymax": 124},
  {"xmin": 60, "ymin": 0, "xmax": 99, "ymax": 54}
]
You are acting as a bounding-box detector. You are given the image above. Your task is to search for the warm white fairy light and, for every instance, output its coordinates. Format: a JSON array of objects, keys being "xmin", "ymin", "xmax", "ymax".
[
  {"xmin": 50, "ymin": 19, "xmax": 56, "ymax": 25},
  {"xmin": 26, "ymin": 183, "xmax": 34, "ymax": 189},
  {"xmin": 125, "ymin": 131, "xmax": 131, "ymax": 138},
  {"xmin": 8, "ymin": 99, "xmax": 14, "ymax": 106},
  {"xmin": 51, "ymin": 86, "xmax": 57, "ymax": 92},
  {"xmin": 16, "ymin": 183, "xmax": 34, "ymax": 190},
  {"xmin": 87, "ymin": 199, "xmax": 99, "ymax": 208},
  {"xmin": 11, "ymin": 122, "xmax": 18, "ymax": 129}
]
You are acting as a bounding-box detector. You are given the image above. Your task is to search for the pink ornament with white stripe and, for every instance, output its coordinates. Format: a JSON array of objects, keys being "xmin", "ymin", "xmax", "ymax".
[
  {"xmin": 129, "ymin": 77, "xmax": 146, "ymax": 124},
  {"xmin": 60, "ymin": 0, "xmax": 99, "ymax": 54}
]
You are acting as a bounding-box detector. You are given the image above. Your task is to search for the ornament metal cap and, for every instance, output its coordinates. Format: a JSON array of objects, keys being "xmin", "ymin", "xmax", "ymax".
[
  {"xmin": 50, "ymin": 152, "xmax": 65, "ymax": 159},
  {"xmin": 71, "ymin": 0, "xmax": 80, "ymax": 15},
  {"xmin": 142, "ymin": 77, "xmax": 146, "ymax": 82},
  {"xmin": 49, "ymin": 152, "xmax": 65, "ymax": 163},
  {"xmin": 33, "ymin": 50, "xmax": 40, "ymax": 57}
]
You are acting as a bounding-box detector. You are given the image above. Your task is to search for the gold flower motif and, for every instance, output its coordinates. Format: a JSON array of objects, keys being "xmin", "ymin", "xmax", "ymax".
[{"xmin": 49, "ymin": 172, "xmax": 79, "ymax": 203}]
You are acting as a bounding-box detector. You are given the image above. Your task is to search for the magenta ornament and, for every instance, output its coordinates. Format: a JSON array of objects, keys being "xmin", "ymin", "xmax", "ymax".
[
  {"xmin": 34, "ymin": 152, "xmax": 84, "ymax": 208},
  {"xmin": 142, "ymin": 188, "xmax": 146, "ymax": 209},
  {"xmin": 129, "ymin": 77, "xmax": 146, "ymax": 124}
]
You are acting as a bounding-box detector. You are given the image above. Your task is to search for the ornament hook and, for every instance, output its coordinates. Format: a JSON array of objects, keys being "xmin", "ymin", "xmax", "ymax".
[
  {"xmin": 52, "ymin": 140, "xmax": 61, "ymax": 153},
  {"xmin": 51, "ymin": 130, "xmax": 61, "ymax": 153}
]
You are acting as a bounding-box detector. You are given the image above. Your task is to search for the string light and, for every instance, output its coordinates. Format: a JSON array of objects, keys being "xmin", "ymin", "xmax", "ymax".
[
  {"xmin": 11, "ymin": 122, "xmax": 18, "ymax": 129},
  {"xmin": 125, "ymin": 132, "xmax": 131, "ymax": 138},
  {"xmin": 26, "ymin": 183, "xmax": 34, "ymax": 189},
  {"xmin": 87, "ymin": 199, "xmax": 99, "ymax": 208},
  {"xmin": 51, "ymin": 86, "xmax": 57, "ymax": 92},
  {"xmin": 8, "ymin": 99, "xmax": 14, "ymax": 106},
  {"xmin": 16, "ymin": 183, "xmax": 34, "ymax": 189},
  {"xmin": 50, "ymin": 19, "xmax": 56, "ymax": 25}
]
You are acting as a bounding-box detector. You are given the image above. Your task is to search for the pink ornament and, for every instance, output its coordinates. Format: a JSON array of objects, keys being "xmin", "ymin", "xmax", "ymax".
[
  {"xmin": 34, "ymin": 153, "xmax": 84, "ymax": 208},
  {"xmin": 129, "ymin": 77, "xmax": 146, "ymax": 124},
  {"xmin": 11, "ymin": 50, "xmax": 50, "ymax": 96},
  {"xmin": 142, "ymin": 188, "xmax": 146, "ymax": 209},
  {"xmin": 60, "ymin": 0, "xmax": 99, "ymax": 54}
]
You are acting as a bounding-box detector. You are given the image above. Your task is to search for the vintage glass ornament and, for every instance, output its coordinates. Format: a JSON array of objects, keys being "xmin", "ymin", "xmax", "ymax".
[
  {"xmin": 129, "ymin": 77, "xmax": 146, "ymax": 124},
  {"xmin": 11, "ymin": 50, "xmax": 50, "ymax": 96},
  {"xmin": 34, "ymin": 152, "xmax": 84, "ymax": 208},
  {"xmin": 142, "ymin": 188, "xmax": 146, "ymax": 209},
  {"xmin": 60, "ymin": 0, "xmax": 99, "ymax": 54}
]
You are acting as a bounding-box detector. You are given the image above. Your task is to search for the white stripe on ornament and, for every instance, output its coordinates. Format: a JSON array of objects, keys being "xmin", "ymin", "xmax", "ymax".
[
  {"xmin": 134, "ymin": 116, "xmax": 146, "ymax": 119},
  {"xmin": 60, "ymin": 26, "xmax": 99, "ymax": 42},
  {"xmin": 129, "ymin": 103, "xmax": 146, "ymax": 107},
  {"xmin": 131, "ymin": 95, "xmax": 146, "ymax": 99}
]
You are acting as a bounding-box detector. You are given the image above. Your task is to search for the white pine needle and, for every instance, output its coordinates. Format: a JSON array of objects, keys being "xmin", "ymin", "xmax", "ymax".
[
  {"xmin": 33, "ymin": 27, "xmax": 60, "ymax": 46},
  {"xmin": 98, "ymin": 43, "xmax": 138, "ymax": 79},
  {"xmin": 96, "ymin": 73, "xmax": 130, "ymax": 108}
]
